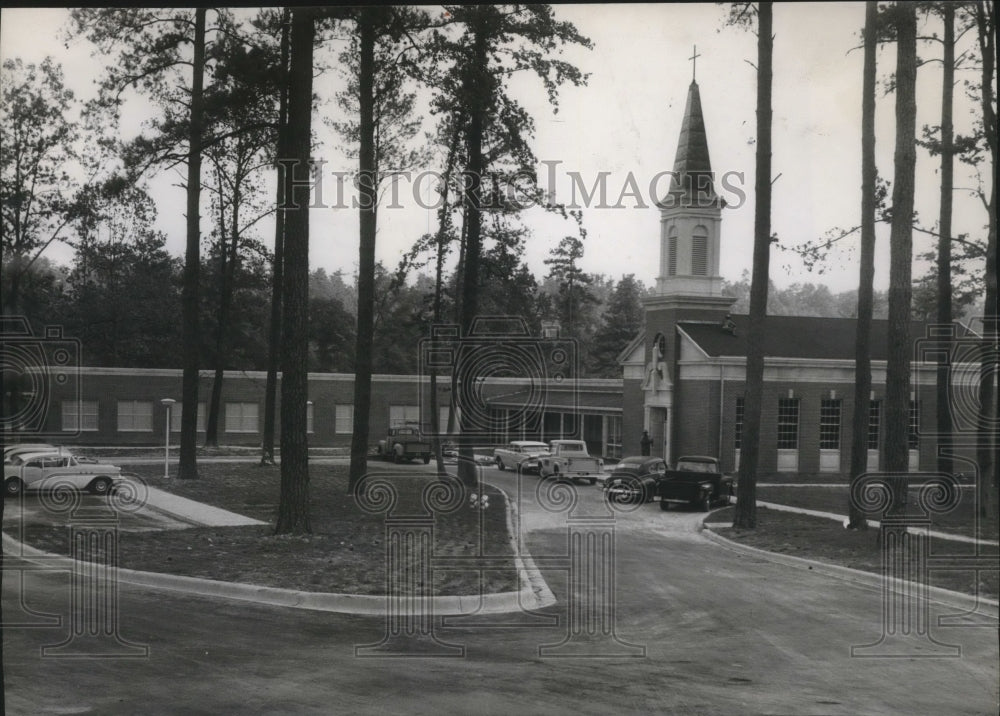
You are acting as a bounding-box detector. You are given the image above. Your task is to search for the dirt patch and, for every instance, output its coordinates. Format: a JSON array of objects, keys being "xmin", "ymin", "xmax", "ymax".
[
  {"xmin": 710, "ymin": 505, "xmax": 998, "ymax": 599},
  {"xmin": 14, "ymin": 463, "xmax": 519, "ymax": 596}
]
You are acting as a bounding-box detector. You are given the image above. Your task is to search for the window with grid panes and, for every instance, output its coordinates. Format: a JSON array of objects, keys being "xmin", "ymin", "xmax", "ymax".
[
  {"xmin": 776, "ymin": 398, "xmax": 799, "ymax": 449},
  {"xmin": 867, "ymin": 400, "xmax": 881, "ymax": 450},
  {"xmin": 819, "ymin": 399, "xmax": 841, "ymax": 450},
  {"xmin": 908, "ymin": 400, "xmax": 920, "ymax": 449},
  {"xmin": 734, "ymin": 397, "xmax": 744, "ymax": 449}
]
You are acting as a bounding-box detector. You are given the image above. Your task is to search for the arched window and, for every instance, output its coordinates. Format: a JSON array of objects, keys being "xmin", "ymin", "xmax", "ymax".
[
  {"xmin": 691, "ymin": 225, "xmax": 708, "ymax": 275},
  {"xmin": 667, "ymin": 226, "xmax": 678, "ymax": 276}
]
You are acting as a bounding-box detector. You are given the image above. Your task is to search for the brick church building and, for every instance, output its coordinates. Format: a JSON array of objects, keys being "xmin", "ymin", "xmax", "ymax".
[{"xmin": 615, "ymin": 77, "xmax": 980, "ymax": 477}]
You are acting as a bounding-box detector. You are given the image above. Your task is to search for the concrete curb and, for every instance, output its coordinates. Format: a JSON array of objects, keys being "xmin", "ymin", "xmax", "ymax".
[
  {"xmin": 490, "ymin": 479, "xmax": 557, "ymax": 612},
  {"xmin": 2, "ymin": 481, "xmax": 554, "ymax": 617},
  {"xmin": 699, "ymin": 520, "xmax": 999, "ymax": 617}
]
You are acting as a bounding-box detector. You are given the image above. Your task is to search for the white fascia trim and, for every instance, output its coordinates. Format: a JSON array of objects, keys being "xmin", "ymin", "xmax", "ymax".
[{"xmin": 675, "ymin": 325, "xmax": 712, "ymax": 360}]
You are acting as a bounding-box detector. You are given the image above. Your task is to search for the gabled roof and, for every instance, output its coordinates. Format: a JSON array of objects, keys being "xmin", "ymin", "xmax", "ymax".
[
  {"xmin": 616, "ymin": 331, "xmax": 646, "ymax": 365},
  {"xmin": 677, "ymin": 315, "xmax": 967, "ymax": 361}
]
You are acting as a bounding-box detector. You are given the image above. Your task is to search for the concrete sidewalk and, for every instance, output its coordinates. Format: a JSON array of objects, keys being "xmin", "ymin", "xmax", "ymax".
[
  {"xmin": 131, "ymin": 479, "xmax": 268, "ymax": 527},
  {"xmin": 749, "ymin": 499, "xmax": 1000, "ymax": 546}
]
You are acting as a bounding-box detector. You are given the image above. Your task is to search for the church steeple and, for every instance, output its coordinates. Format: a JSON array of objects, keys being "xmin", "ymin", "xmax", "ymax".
[
  {"xmin": 662, "ymin": 80, "xmax": 719, "ymax": 209},
  {"xmin": 654, "ymin": 75, "xmax": 725, "ymax": 297}
]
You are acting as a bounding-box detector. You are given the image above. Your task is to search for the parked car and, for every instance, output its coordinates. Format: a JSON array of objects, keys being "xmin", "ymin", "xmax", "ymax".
[
  {"xmin": 657, "ymin": 456, "xmax": 735, "ymax": 511},
  {"xmin": 4, "ymin": 444, "xmax": 57, "ymax": 464},
  {"xmin": 377, "ymin": 425, "xmax": 432, "ymax": 464},
  {"xmin": 538, "ymin": 440, "xmax": 604, "ymax": 485},
  {"xmin": 4, "ymin": 451, "xmax": 123, "ymax": 496},
  {"xmin": 603, "ymin": 456, "xmax": 668, "ymax": 504},
  {"xmin": 493, "ymin": 440, "xmax": 550, "ymax": 472}
]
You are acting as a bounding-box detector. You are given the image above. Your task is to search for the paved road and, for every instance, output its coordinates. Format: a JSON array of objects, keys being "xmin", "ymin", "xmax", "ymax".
[{"xmin": 3, "ymin": 465, "xmax": 997, "ymax": 715}]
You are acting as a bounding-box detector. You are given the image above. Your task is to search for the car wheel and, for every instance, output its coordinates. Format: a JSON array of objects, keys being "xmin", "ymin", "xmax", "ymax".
[
  {"xmin": 89, "ymin": 477, "xmax": 112, "ymax": 495},
  {"xmin": 659, "ymin": 500, "xmax": 670, "ymax": 511},
  {"xmin": 700, "ymin": 493, "xmax": 712, "ymax": 512},
  {"xmin": 589, "ymin": 478, "xmax": 597, "ymax": 485},
  {"xmin": 496, "ymin": 457, "xmax": 505, "ymax": 471},
  {"xmin": 4, "ymin": 477, "xmax": 24, "ymax": 497},
  {"xmin": 423, "ymin": 454, "xmax": 431, "ymax": 465},
  {"xmin": 393, "ymin": 452, "xmax": 401, "ymax": 464}
]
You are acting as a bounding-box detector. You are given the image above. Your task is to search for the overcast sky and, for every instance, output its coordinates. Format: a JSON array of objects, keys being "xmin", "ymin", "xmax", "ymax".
[{"xmin": 0, "ymin": 4, "xmax": 988, "ymax": 294}]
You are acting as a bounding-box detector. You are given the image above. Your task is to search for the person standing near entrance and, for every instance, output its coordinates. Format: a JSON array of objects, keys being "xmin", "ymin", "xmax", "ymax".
[{"xmin": 640, "ymin": 430, "xmax": 653, "ymax": 456}]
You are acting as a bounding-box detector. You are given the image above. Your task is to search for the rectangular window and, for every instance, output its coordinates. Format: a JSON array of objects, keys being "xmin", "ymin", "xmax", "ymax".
[
  {"xmin": 335, "ymin": 404, "xmax": 354, "ymax": 434},
  {"xmin": 225, "ymin": 402, "xmax": 259, "ymax": 433},
  {"xmin": 117, "ymin": 400, "xmax": 153, "ymax": 432},
  {"xmin": 62, "ymin": 400, "xmax": 98, "ymax": 432},
  {"xmin": 171, "ymin": 403, "xmax": 206, "ymax": 433},
  {"xmin": 867, "ymin": 400, "xmax": 881, "ymax": 450},
  {"xmin": 819, "ymin": 399, "xmax": 842, "ymax": 450},
  {"xmin": 306, "ymin": 401, "xmax": 314, "ymax": 434},
  {"xmin": 734, "ymin": 397, "xmax": 745, "ymax": 450},
  {"xmin": 908, "ymin": 400, "xmax": 920, "ymax": 450},
  {"xmin": 389, "ymin": 404, "xmax": 420, "ymax": 428},
  {"xmin": 606, "ymin": 415, "xmax": 622, "ymax": 459},
  {"xmin": 776, "ymin": 398, "xmax": 799, "ymax": 450}
]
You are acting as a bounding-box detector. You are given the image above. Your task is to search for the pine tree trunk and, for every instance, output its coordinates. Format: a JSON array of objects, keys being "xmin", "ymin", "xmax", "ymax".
[
  {"xmin": 883, "ymin": 2, "xmax": 918, "ymax": 511},
  {"xmin": 430, "ymin": 125, "xmax": 461, "ymax": 477},
  {"xmin": 847, "ymin": 0, "xmax": 878, "ymax": 530},
  {"xmin": 261, "ymin": 8, "xmax": 290, "ymax": 468},
  {"xmin": 457, "ymin": 12, "xmax": 489, "ymax": 490},
  {"xmin": 732, "ymin": 1, "xmax": 772, "ymax": 530},
  {"xmin": 974, "ymin": 0, "xmax": 997, "ymax": 524},
  {"xmin": 178, "ymin": 7, "xmax": 206, "ymax": 480},
  {"xmin": 275, "ymin": 8, "xmax": 314, "ymax": 535},
  {"xmin": 936, "ymin": 2, "xmax": 955, "ymax": 478},
  {"xmin": 347, "ymin": 9, "xmax": 377, "ymax": 496}
]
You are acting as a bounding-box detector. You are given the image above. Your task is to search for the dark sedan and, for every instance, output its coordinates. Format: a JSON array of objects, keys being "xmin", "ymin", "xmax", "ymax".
[{"xmin": 603, "ymin": 456, "xmax": 667, "ymax": 504}]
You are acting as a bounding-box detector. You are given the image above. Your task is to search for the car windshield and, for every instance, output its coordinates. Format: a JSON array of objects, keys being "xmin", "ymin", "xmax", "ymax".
[{"xmin": 676, "ymin": 460, "xmax": 715, "ymax": 472}]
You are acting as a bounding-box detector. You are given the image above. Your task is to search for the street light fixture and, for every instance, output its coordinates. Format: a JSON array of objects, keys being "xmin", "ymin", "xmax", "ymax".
[{"xmin": 160, "ymin": 398, "xmax": 176, "ymax": 479}]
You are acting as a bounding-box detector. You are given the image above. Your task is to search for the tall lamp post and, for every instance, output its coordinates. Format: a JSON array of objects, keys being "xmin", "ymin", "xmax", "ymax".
[{"xmin": 161, "ymin": 398, "xmax": 175, "ymax": 479}]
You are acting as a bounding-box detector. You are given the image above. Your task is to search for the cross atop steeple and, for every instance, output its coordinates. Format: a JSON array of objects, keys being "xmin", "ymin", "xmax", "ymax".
[{"xmin": 689, "ymin": 45, "xmax": 701, "ymax": 82}]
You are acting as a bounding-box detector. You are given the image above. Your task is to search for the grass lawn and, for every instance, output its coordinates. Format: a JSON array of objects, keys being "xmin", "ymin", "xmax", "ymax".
[
  {"xmin": 709, "ymin": 506, "xmax": 999, "ymax": 600},
  {"xmin": 15, "ymin": 463, "xmax": 520, "ymax": 596},
  {"xmin": 757, "ymin": 484, "xmax": 999, "ymax": 541}
]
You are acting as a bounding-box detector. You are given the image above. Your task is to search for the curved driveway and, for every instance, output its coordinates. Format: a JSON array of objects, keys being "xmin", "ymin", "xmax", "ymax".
[{"xmin": 3, "ymin": 464, "xmax": 997, "ymax": 715}]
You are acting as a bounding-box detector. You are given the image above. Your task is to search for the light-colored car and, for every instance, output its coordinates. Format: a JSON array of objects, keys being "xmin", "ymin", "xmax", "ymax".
[
  {"xmin": 4, "ymin": 444, "xmax": 58, "ymax": 464},
  {"xmin": 493, "ymin": 440, "xmax": 551, "ymax": 472},
  {"xmin": 538, "ymin": 439, "xmax": 604, "ymax": 485},
  {"xmin": 4, "ymin": 451, "xmax": 123, "ymax": 496}
]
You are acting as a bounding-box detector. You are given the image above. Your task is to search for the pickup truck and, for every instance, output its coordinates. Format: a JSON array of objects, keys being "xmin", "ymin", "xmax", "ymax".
[
  {"xmin": 377, "ymin": 425, "xmax": 432, "ymax": 464},
  {"xmin": 4, "ymin": 451, "xmax": 123, "ymax": 496},
  {"xmin": 493, "ymin": 440, "xmax": 550, "ymax": 473},
  {"xmin": 656, "ymin": 455, "xmax": 735, "ymax": 511},
  {"xmin": 538, "ymin": 439, "xmax": 604, "ymax": 485}
]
